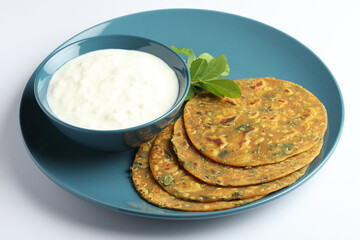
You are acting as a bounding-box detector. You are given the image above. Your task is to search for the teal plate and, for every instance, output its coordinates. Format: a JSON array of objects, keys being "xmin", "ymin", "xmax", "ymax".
[{"xmin": 19, "ymin": 9, "xmax": 344, "ymax": 220}]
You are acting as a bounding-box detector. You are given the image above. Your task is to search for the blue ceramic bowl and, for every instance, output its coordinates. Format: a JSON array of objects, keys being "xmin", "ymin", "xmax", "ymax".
[{"xmin": 34, "ymin": 35, "xmax": 190, "ymax": 151}]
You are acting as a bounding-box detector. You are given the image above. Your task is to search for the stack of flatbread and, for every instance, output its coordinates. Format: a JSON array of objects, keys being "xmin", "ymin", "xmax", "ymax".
[{"xmin": 131, "ymin": 77, "xmax": 327, "ymax": 212}]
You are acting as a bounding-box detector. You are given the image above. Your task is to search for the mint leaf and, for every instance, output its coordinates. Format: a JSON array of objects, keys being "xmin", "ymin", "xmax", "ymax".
[
  {"xmin": 190, "ymin": 58, "xmax": 207, "ymax": 81},
  {"xmin": 202, "ymin": 55, "xmax": 227, "ymax": 80},
  {"xmin": 199, "ymin": 79, "xmax": 242, "ymax": 98},
  {"xmin": 170, "ymin": 45, "xmax": 196, "ymax": 68}
]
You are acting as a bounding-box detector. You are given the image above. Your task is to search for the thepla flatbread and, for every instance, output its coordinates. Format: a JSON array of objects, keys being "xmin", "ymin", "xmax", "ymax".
[
  {"xmin": 173, "ymin": 116, "xmax": 322, "ymax": 186},
  {"xmin": 183, "ymin": 77, "xmax": 327, "ymax": 166},
  {"xmin": 149, "ymin": 123, "xmax": 308, "ymax": 202},
  {"xmin": 131, "ymin": 139, "xmax": 261, "ymax": 212}
]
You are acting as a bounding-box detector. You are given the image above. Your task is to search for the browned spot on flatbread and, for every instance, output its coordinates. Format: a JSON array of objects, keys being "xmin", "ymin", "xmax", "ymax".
[{"xmin": 206, "ymin": 137, "xmax": 224, "ymax": 146}]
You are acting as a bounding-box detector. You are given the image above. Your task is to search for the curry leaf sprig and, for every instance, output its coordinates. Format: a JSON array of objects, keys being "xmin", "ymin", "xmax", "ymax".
[{"xmin": 170, "ymin": 46, "xmax": 241, "ymax": 100}]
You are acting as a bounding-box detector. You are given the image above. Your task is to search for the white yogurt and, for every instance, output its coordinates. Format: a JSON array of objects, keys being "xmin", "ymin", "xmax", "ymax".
[{"xmin": 47, "ymin": 49, "xmax": 179, "ymax": 130}]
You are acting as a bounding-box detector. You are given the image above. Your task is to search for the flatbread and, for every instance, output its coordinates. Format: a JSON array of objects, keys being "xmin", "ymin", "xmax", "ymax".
[
  {"xmin": 183, "ymin": 77, "xmax": 327, "ymax": 166},
  {"xmin": 131, "ymin": 139, "xmax": 261, "ymax": 212},
  {"xmin": 149, "ymin": 123, "xmax": 307, "ymax": 202},
  {"xmin": 173, "ymin": 116, "xmax": 323, "ymax": 186}
]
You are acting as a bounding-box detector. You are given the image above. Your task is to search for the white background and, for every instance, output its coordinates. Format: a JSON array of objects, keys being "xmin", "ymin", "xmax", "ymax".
[{"xmin": 1, "ymin": 0, "xmax": 359, "ymax": 239}]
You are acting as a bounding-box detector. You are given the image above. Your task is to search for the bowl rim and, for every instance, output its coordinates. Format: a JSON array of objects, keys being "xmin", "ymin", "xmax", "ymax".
[{"xmin": 33, "ymin": 34, "xmax": 191, "ymax": 133}]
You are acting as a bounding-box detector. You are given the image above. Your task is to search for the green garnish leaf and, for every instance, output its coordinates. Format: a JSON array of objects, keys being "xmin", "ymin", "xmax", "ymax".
[
  {"xmin": 185, "ymin": 86, "xmax": 196, "ymax": 101},
  {"xmin": 171, "ymin": 45, "xmax": 241, "ymax": 99},
  {"xmin": 202, "ymin": 55, "xmax": 227, "ymax": 80},
  {"xmin": 222, "ymin": 64, "xmax": 230, "ymax": 76},
  {"xmin": 199, "ymin": 53, "xmax": 230, "ymax": 76},
  {"xmin": 190, "ymin": 58, "xmax": 208, "ymax": 80},
  {"xmin": 200, "ymin": 79, "xmax": 242, "ymax": 98},
  {"xmin": 170, "ymin": 45, "xmax": 196, "ymax": 68},
  {"xmin": 198, "ymin": 52, "xmax": 214, "ymax": 62}
]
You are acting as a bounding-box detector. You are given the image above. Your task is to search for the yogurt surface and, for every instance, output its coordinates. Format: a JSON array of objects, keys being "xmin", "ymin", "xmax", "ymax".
[{"xmin": 47, "ymin": 49, "xmax": 179, "ymax": 130}]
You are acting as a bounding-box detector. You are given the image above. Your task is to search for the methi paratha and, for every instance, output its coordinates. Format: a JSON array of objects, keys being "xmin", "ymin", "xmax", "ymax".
[
  {"xmin": 131, "ymin": 139, "xmax": 261, "ymax": 212},
  {"xmin": 183, "ymin": 77, "xmax": 327, "ymax": 166},
  {"xmin": 172, "ymin": 116, "xmax": 323, "ymax": 186},
  {"xmin": 149, "ymin": 123, "xmax": 308, "ymax": 202}
]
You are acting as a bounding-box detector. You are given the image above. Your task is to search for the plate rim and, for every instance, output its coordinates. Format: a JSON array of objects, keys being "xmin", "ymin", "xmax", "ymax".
[{"xmin": 19, "ymin": 8, "xmax": 345, "ymax": 220}]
